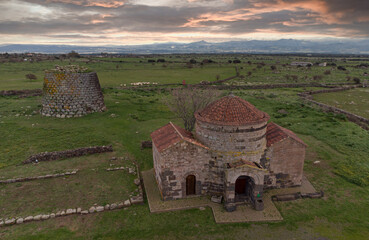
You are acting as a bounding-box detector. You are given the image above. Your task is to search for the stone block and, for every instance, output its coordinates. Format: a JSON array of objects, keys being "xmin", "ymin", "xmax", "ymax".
[
  {"xmin": 16, "ymin": 218, "xmax": 24, "ymax": 224},
  {"xmin": 5, "ymin": 219, "xmax": 15, "ymax": 225},
  {"xmin": 66, "ymin": 209, "xmax": 74, "ymax": 215},
  {"xmin": 89, "ymin": 207, "xmax": 96, "ymax": 213},
  {"xmin": 81, "ymin": 210, "xmax": 89, "ymax": 215},
  {"xmin": 130, "ymin": 196, "xmax": 144, "ymax": 205},
  {"xmin": 134, "ymin": 178, "xmax": 140, "ymax": 185},
  {"xmin": 24, "ymin": 216, "xmax": 34, "ymax": 222},
  {"xmin": 117, "ymin": 202, "xmax": 125, "ymax": 209},
  {"xmin": 124, "ymin": 199, "xmax": 131, "ymax": 207},
  {"xmin": 96, "ymin": 206, "xmax": 104, "ymax": 212},
  {"xmin": 211, "ymin": 195, "xmax": 223, "ymax": 204}
]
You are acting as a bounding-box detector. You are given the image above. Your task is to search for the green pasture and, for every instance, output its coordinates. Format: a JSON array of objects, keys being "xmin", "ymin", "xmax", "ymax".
[
  {"xmin": 313, "ymin": 88, "xmax": 369, "ymax": 118},
  {"xmin": 1, "ymin": 54, "xmax": 368, "ymax": 90},
  {"xmin": 0, "ymin": 55, "xmax": 368, "ymax": 239}
]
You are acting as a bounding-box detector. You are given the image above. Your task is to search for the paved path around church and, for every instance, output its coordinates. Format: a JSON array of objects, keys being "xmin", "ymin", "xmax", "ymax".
[{"xmin": 142, "ymin": 169, "xmax": 316, "ymax": 223}]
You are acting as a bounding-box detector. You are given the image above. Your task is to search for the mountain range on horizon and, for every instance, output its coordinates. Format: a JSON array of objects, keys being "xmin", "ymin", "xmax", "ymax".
[{"xmin": 1, "ymin": 39, "xmax": 369, "ymax": 55}]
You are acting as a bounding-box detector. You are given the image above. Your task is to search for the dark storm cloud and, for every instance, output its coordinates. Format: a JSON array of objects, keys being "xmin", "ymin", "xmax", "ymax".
[{"xmin": 0, "ymin": 0, "xmax": 369, "ymax": 43}]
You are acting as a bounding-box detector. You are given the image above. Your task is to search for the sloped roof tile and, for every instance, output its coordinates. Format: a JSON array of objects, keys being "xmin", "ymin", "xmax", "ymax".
[
  {"xmin": 195, "ymin": 95, "xmax": 269, "ymax": 126},
  {"xmin": 151, "ymin": 122, "xmax": 208, "ymax": 153},
  {"xmin": 266, "ymin": 122, "xmax": 307, "ymax": 147}
]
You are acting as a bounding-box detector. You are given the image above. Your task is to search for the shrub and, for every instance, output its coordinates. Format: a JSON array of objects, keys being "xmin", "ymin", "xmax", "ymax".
[
  {"xmin": 353, "ymin": 77, "xmax": 361, "ymax": 84},
  {"xmin": 291, "ymin": 75, "xmax": 298, "ymax": 81},
  {"xmin": 25, "ymin": 73, "xmax": 37, "ymax": 81},
  {"xmin": 202, "ymin": 59, "xmax": 214, "ymax": 64},
  {"xmin": 67, "ymin": 50, "xmax": 80, "ymax": 58}
]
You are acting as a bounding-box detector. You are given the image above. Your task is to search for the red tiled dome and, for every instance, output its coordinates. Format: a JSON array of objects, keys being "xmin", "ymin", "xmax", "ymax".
[{"xmin": 195, "ymin": 95, "xmax": 270, "ymax": 126}]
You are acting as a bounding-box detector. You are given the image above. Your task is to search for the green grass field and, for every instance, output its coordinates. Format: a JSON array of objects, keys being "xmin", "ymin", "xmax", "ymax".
[
  {"xmin": 1, "ymin": 55, "xmax": 368, "ymax": 90},
  {"xmin": 0, "ymin": 55, "xmax": 369, "ymax": 239},
  {"xmin": 313, "ymin": 88, "xmax": 369, "ymax": 118}
]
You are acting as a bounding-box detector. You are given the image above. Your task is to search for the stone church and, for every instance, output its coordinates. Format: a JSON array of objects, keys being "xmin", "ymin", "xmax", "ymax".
[{"xmin": 151, "ymin": 95, "xmax": 306, "ymax": 211}]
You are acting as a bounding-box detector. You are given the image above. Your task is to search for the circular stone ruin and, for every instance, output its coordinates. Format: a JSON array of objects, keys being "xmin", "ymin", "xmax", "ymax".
[{"xmin": 41, "ymin": 65, "xmax": 106, "ymax": 118}]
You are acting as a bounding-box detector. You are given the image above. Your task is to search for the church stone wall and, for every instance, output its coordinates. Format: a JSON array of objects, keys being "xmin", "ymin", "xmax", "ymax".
[
  {"xmin": 264, "ymin": 138, "xmax": 306, "ymax": 188},
  {"xmin": 41, "ymin": 72, "xmax": 106, "ymax": 118},
  {"xmin": 153, "ymin": 141, "xmax": 212, "ymax": 201},
  {"xmin": 195, "ymin": 120, "xmax": 268, "ymax": 164}
]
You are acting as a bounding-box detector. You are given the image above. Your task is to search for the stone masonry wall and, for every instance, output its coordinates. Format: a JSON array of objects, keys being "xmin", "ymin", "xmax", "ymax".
[
  {"xmin": 154, "ymin": 141, "xmax": 213, "ymax": 201},
  {"xmin": 23, "ymin": 145, "xmax": 113, "ymax": 164},
  {"xmin": 224, "ymin": 167, "xmax": 266, "ymax": 211},
  {"xmin": 152, "ymin": 144, "xmax": 164, "ymax": 197},
  {"xmin": 264, "ymin": 138, "xmax": 305, "ymax": 188},
  {"xmin": 41, "ymin": 72, "xmax": 106, "ymax": 118},
  {"xmin": 195, "ymin": 120, "xmax": 268, "ymax": 164},
  {"xmin": 0, "ymin": 89, "xmax": 42, "ymax": 98}
]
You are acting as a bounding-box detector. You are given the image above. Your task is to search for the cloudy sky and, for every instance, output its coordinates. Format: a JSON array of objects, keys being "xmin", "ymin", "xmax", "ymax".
[{"xmin": 0, "ymin": 0, "xmax": 368, "ymax": 45}]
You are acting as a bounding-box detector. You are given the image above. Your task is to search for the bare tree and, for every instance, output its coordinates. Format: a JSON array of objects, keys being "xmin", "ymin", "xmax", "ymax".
[{"xmin": 165, "ymin": 88, "xmax": 220, "ymax": 131}]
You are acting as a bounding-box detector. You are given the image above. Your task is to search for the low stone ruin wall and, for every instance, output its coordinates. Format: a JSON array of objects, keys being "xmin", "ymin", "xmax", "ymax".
[
  {"xmin": 272, "ymin": 191, "xmax": 324, "ymax": 201},
  {"xmin": 197, "ymin": 75, "xmax": 238, "ymax": 85},
  {"xmin": 0, "ymin": 160, "xmax": 144, "ymax": 228},
  {"xmin": 122, "ymin": 82, "xmax": 356, "ymax": 92},
  {"xmin": 298, "ymin": 85, "xmax": 358, "ymax": 99},
  {"xmin": 298, "ymin": 86, "xmax": 369, "ymax": 130},
  {"xmin": 304, "ymin": 98, "xmax": 369, "ymax": 130},
  {"xmin": 0, "ymin": 89, "xmax": 42, "ymax": 98},
  {"xmin": 0, "ymin": 193, "xmax": 143, "ymax": 228},
  {"xmin": 23, "ymin": 145, "xmax": 113, "ymax": 164},
  {"xmin": 205, "ymin": 82, "xmax": 356, "ymax": 90},
  {"xmin": 0, "ymin": 170, "xmax": 78, "ymax": 184}
]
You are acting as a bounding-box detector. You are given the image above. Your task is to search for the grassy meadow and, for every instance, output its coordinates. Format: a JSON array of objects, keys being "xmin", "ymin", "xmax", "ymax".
[
  {"xmin": 0, "ymin": 55, "xmax": 369, "ymax": 239},
  {"xmin": 313, "ymin": 88, "xmax": 369, "ymax": 118}
]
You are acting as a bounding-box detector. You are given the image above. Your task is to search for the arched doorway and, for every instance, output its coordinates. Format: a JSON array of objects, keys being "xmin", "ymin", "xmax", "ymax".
[
  {"xmin": 235, "ymin": 176, "xmax": 254, "ymax": 202},
  {"xmin": 186, "ymin": 175, "xmax": 196, "ymax": 196}
]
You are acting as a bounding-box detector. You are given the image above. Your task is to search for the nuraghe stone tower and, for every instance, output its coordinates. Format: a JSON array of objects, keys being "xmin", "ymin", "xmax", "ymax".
[{"xmin": 41, "ymin": 66, "xmax": 106, "ymax": 118}]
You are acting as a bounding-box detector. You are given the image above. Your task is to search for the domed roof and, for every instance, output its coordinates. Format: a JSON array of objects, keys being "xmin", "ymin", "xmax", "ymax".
[{"xmin": 195, "ymin": 95, "xmax": 270, "ymax": 126}]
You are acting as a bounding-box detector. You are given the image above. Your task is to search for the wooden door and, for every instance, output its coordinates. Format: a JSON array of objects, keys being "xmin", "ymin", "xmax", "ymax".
[
  {"xmin": 235, "ymin": 178, "xmax": 247, "ymax": 195},
  {"xmin": 186, "ymin": 175, "xmax": 196, "ymax": 195}
]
